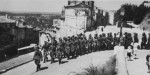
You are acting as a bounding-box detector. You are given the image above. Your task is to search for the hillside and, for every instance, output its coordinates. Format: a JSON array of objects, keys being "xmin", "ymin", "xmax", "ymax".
[{"xmin": 0, "ymin": 11, "xmax": 61, "ymax": 16}]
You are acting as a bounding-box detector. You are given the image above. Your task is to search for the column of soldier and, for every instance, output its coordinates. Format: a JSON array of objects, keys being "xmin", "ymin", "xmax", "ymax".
[
  {"xmin": 36, "ymin": 32, "xmax": 150, "ymax": 64},
  {"xmin": 40, "ymin": 32, "xmax": 119, "ymax": 65},
  {"xmin": 33, "ymin": 32, "xmax": 150, "ymax": 71},
  {"xmin": 124, "ymin": 32, "xmax": 150, "ymax": 49}
]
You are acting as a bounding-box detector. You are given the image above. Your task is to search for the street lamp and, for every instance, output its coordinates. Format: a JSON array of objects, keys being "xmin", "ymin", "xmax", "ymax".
[{"xmin": 120, "ymin": 7, "xmax": 125, "ymax": 37}]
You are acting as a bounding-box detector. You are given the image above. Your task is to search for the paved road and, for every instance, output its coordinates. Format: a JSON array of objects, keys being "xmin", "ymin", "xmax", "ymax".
[
  {"xmin": 0, "ymin": 52, "xmax": 34, "ymax": 72},
  {"xmin": 2, "ymin": 50, "xmax": 113, "ymax": 75},
  {"xmin": 125, "ymin": 50, "xmax": 150, "ymax": 75}
]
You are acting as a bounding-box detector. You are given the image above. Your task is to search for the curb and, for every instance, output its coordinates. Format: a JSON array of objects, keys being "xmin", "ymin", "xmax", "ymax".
[
  {"xmin": 124, "ymin": 57, "xmax": 129, "ymax": 75},
  {"xmin": 0, "ymin": 59, "xmax": 33, "ymax": 74}
]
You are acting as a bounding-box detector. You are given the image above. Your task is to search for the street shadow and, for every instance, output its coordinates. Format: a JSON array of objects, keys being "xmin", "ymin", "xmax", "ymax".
[
  {"xmin": 134, "ymin": 58, "xmax": 139, "ymax": 60},
  {"xmin": 53, "ymin": 60, "xmax": 59, "ymax": 63},
  {"xmin": 60, "ymin": 61, "xmax": 68, "ymax": 64},
  {"xmin": 71, "ymin": 57, "xmax": 77, "ymax": 59},
  {"xmin": 128, "ymin": 60, "xmax": 133, "ymax": 61},
  {"xmin": 47, "ymin": 59, "xmax": 58, "ymax": 63},
  {"xmin": 40, "ymin": 66, "xmax": 48, "ymax": 71}
]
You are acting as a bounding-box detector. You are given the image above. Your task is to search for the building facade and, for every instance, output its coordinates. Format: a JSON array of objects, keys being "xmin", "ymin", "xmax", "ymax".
[
  {"xmin": 63, "ymin": 0, "xmax": 95, "ymax": 31},
  {"xmin": 0, "ymin": 15, "xmax": 39, "ymax": 48}
]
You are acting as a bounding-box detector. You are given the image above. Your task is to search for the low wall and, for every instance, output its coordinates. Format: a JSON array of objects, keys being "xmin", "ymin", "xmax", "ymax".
[{"xmin": 114, "ymin": 46, "xmax": 128, "ymax": 75}]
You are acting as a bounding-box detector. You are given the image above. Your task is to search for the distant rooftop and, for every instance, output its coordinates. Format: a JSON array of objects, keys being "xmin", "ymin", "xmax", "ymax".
[
  {"xmin": 0, "ymin": 15, "xmax": 16, "ymax": 23},
  {"xmin": 143, "ymin": 1, "xmax": 150, "ymax": 7}
]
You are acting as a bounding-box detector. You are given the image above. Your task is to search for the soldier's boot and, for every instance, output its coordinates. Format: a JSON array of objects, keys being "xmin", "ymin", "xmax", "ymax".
[
  {"xmin": 59, "ymin": 58, "xmax": 61, "ymax": 64},
  {"xmin": 44, "ymin": 57, "xmax": 46, "ymax": 63},
  {"xmin": 51, "ymin": 58, "xmax": 54, "ymax": 64},
  {"xmin": 46, "ymin": 56, "xmax": 48, "ymax": 62},
  {"xmin": 36, "ymin": 64, "xmax": 41, "ymax": 72},
  {"xmin": 36, "ymin": 65, "xmax": 38, "ymax": 72},
  {"xmin": 67, "ymin": 55, "xmax": 70, "ymax": 60}
]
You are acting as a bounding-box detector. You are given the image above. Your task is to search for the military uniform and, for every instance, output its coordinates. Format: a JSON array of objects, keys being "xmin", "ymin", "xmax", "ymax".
[
  {"xmin": 113, "ymin": 33, "xmax": 118, "ymax": 46},
  {"xmin": 133, "ymin": 33, "xmax": 139, "ymax": 43},
  {"xmin": 33, "ymin": 46, "xmax": 42, "ymax": 72},
  {"xmin": 42, "ymin": 42, "xmax": 49, "ymax": 63},
  {"xmin": 106, "ymin": 33, "xmax": 113, "ymax": 50},
  {"xmin": 49, "ymin": 44, "xmax": 55, "ymax": 64},
  {"xmin": 101, "ymin": 34, "xmax": 107, "ymax": 50},
  {"xmin": 56, "ymin": 44, "xmax": 62, "ymax": 64},
  {"xmin": 65, "ymin": 39, "xmax": 70, "ymax": 60},
  {"xmin": 141, "ymin": 33, "xmax": 147, "ymax": 49}
]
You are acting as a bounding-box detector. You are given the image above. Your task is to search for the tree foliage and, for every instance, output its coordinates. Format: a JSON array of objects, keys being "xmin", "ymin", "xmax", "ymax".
[{"xmin": 116, "ymin": 1, "xmax": 150, "ymax": 25}]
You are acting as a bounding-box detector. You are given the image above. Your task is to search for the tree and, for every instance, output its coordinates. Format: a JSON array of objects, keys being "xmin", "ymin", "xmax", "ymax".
[{"xmin": 116, "ymin": 1, "xmax": 150, "ymax": 25}]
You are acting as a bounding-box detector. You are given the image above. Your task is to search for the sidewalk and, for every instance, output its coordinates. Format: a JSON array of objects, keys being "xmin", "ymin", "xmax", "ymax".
[
  {"xmin": 125, "ymin": 50, "xmax": 150, "ymax": 75},
  {"xmin": 0, "ymin": 52, "xmax": 34, "ymax": 74}
]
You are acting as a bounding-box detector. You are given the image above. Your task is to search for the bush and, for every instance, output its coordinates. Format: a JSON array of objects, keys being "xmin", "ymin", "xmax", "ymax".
[{"xmin": 75, "ymin": 55, "xmax": 116, "ymax": 75}]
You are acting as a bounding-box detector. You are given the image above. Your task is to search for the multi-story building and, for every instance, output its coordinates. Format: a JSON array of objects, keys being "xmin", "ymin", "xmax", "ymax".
[
  {"xmin": 62, "ymin": 0, "xmax": 95, "ymax": 31},
  {"xmin": 0, "ymin": 14, "xmax": 39, "ymax": 48}
]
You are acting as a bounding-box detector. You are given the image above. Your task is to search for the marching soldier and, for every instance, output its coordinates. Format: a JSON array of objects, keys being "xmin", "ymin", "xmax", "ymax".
[
  {"xmin": 76, "ymin": 38, "xmax": 80, "ymax": 56},
  {"xmin": 89, "ymin": 34, "xmax": 94, "ymax": 52},
  {"xmin": 101, "ymin": 33, "xmax": 107, "ymax": 50},
  {"xmin": 56, "ymin": 43, "xmax": 62, "ymax": 64},
  {"xmin": 84, "ymin": 37, "xmax": 88, "ymax": 54},
  {"xmin": 106, "ymin": 33, "xmax": 113, "ymax": 50},
  {"xmin": 42, "ymin": 41, "xmax": 49, "ymax": 63},
  {"xmin": 33, "ymin": 45, "xmax": 42, "ymax": 72},
  {"xmin": 70, "ymin": 42, "xmax": 75, "ymax": 58},
  {"xmin": 133, "ymin": 33, "xmax": 139, "ymax": 43},
  {"xmin": 133, "ymin": 33, "xmax": 139, "ymax": 59},
  {"xmin": 113, "ymin": 33, "xmax": 118, "ymax": 47},
  {"xmin": 98, "ymin": 34, "xmax": 103, "ymax": 51},
  {"xmin": 49, "ymin": 43, "xmax": 55, "ymax": 64},
  {"xmin": 124, "ymin": 33, "xmax": 133, "ymax": 49},
  {"xmin": 141, "ymin": 32, "xmax": 147, "ymax": 49},
  {"xmin": 147, "ymin": 33, "xmax": 150, "ymax": 49},
  {"xmin": 124, "ymin": 32, "xmax": 128, "ymax": 49},
  {"xmin": 94, "ymin": 34, "xmax": 98, "ymax": 51},
  {"xmin": 146, "ymin": 54, "xmax": 150, "ymax": 72},
  {"xmin": 65, "ymin": 39, "xmax": 70, "ymax": 60}
]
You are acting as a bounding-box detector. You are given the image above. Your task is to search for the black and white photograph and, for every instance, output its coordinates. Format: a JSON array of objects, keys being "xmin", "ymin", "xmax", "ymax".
[{"xmin": 0, "ymin": 0, "xmax": 150, "ymax": 75}]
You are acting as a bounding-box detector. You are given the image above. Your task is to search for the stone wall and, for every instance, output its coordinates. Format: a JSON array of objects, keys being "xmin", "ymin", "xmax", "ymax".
[{"xmin": 114, "ymin": 46, "xmax": 129, "ymax": 75}]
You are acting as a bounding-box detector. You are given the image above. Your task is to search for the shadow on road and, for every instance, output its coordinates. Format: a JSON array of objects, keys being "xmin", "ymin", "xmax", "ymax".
[
  {"xmin": 134, "ymin": 58, "xmax": 139, "ymax": 60},
  {"xmin": 40, "ymin": 66, "xmax": 48, "ymax": 71},
  {"xmin": 60, "ymin": 61, "xmax": 68, "ymax": 64}
]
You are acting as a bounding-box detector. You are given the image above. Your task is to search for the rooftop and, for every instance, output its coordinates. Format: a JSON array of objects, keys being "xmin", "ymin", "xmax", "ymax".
[
  {"xmin": 0, "ymin": 16, "xmax": 16, "ymax": 23},
  {"xmin": 65, "ymin": 2, "xmax": 91, "ymax": 8}
]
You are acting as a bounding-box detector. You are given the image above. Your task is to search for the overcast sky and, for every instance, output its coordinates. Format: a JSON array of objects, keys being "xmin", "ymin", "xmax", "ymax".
[{"xmin": 0, "ymin": 0, "xmax": 147, "ymax": 13}]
